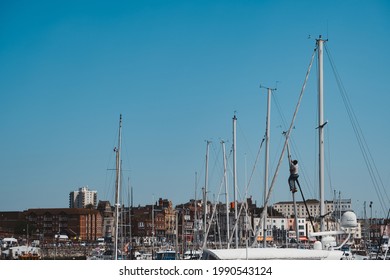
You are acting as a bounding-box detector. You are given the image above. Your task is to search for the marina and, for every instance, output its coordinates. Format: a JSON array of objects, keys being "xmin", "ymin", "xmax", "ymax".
[
  {"xmin": 1, "ymin": 1, "xmax": 389, "ymax": 265},
  {"xmin": 1, "ymin": 4, "xmax": 390, "ymax": 280}
]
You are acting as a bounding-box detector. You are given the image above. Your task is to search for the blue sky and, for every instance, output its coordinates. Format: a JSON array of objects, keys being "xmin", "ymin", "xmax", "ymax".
[{"xmin": 1, "ymin": 0, "xmax": 389, "ymax": 218}]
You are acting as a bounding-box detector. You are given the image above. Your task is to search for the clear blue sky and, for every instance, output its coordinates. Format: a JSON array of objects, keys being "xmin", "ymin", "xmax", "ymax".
[{"xmin": 1, "ymin": 0, "xmax": 389, "ymax": 218}]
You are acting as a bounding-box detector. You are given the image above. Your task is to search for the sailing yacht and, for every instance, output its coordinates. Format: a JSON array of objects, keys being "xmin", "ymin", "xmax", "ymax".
[{"xmin": 202, "ymin": 36, "xmax": 358, "ymax": 260}]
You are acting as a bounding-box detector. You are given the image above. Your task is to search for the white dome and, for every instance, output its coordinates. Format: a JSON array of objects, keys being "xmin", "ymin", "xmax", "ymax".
[
  {"xmin": 313, "ymin": 241, "xmax": 322, "ymax": 250},
  {"xmin": 341, "ymin": 211, "xmax": 357, "ymax": 228}
]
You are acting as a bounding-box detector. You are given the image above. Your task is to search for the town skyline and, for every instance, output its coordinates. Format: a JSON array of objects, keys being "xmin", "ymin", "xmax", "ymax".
[{"xmin": 2, "ymin": 185, "xmax": 383, "ymax": 221}]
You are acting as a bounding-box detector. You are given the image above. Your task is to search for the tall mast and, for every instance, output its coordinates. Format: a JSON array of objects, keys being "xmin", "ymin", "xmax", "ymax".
[
  {"xmin": 129, "ymin": 177, "xmax": 133, "ymax": 255},
  {"xmin": 194, "ymin": 172, "xmax": 198, "ymax": 247},
  {"xmin": 114, "ymin": 114, "xmax": 122, "ymax": 260},
  {"xmin": 203, "ymin": 141, "xmax": 210, "ymax": 245},
  {"xmin": 152, "ymin": 195, "xmax": 155, "ymax": 258},
  {"xmin": 232, "ymin": 114, "xmax": 238, "ymax": 248},
  {"xmin": 221, "ymin": 140, "xmax": 230, "ymax": 248},
  {"xmin": 261, "ymin": 86, "xmax": 274, "ymax": 247},
  {"xmin": 317, "ymin": 37, "xmax": 326, "ymax": 232}
]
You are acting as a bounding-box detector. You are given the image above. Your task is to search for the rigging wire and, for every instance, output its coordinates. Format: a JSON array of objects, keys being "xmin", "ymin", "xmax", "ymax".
[
  {"xmin": 103, "ymin": 124, "xmax": 121, "ymax": 204},
  {"xmin": 273, "ymin": 88, "xmax": 315, "ymax": 199},
  {"xmin": 227, "ymin": 137, "xmax": 266, "ymax": 245},
  {"xmin": 241, "ymin": 135, "xmax": 265, "ymax": 196},
  {"xmin": 202, "ymin": 175, "xmax": 225, "ymax": 249},
  {"xmin": 251, "ymin": 45, "xmax": 317, "ymax": 247},
  {"xmin": 324, "ymin": 123, "xmax": 335, "ymax": 196},
  {"xmin": 217, "ymin": 126, "xmax": 266, "ymax": 246},
  {"xmin": 209, "ymin": 140, "xmax": 223, "ymax": 194},
  {"xmin": 325, "ymin": 44, "xmax": 389, "ymax": 215},
  {"xmin": 119, "ymin": 127, "xmax": 135, "ymax": 210},
  {"xmin": 194, "ymin": 156, "xmax": 205, "ymax": 204},
  {"xmin": 236, "ymin": 120, "xmax": 263, "ymax": 190},
  {"xmin": 211, "ymin": 117, "xmax": 267, "ymax": 245}
]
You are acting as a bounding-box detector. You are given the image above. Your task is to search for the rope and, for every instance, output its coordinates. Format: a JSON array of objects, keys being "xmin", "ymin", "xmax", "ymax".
[
  {"xmin": 286, "ymin": 132, "xmax": 317, "ymax": 234},
  {"xmin": 295, "ymin": 178, "xmax": 317, "ymax": 234},
  {"xmin": 251, "ymin": 45, "xmax": 317, "ymax": 247},
  {"xmin": 273, "ymin": 74, "xmax": 316, "ymax": 201},
  {"xmin": 227, "ymin": 137, "xmax": 265, "ymax": 246},
  {"xmin": 325, "ymin": 44, "xmax": 389, "ymax": 215}
]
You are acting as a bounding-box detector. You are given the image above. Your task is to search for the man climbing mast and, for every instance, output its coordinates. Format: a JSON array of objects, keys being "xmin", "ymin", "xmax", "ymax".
[
  {"xmin": 288, "ymin": 159, "xmax": 299, "ymax": 193},
  {"xmin": 289, "ymin": 158, "xmax": 300, "ymax": 245}
]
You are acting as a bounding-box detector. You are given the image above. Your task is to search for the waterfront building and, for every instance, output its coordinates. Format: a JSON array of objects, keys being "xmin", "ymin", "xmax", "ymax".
[
  {"xmin": 25, "ymin": 208, "xmax": 103, "ymax": 241},
  {"xmin": 272, "ymin": 199, "xmax": 352, "ymax": 219},
  {"xmin": 0, "ymin": 196, "xmax": 372, "ymax": 249},
  {"xmin": 0, "ymin": 211, "xmax": 25, "ymax": 237},
  {"xmin": 332, "ymin": 198, "xmax": 354, "ymax": 220},
  {"xmin": 131, "ymin": 198, "xmax": 176, "ymax": 246},
  {"xmin": 97, "ymin": 201, "xmax": 114, "ymax": 239},
  {"xmin": 252, "ymin": 216, "xmax": 307, "ymax": 244}
]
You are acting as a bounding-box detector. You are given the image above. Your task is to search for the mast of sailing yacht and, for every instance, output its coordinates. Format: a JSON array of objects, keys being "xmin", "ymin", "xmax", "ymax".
[
  {"xmin": 203, "ymin": 141, "xmax": 210, "ymax": 246},
  {"xmin": 114, "ymin": 114, "xmax": 122, "ymax": 260},
  {"xmin": 221, "ymin": 141, "xmax": 230, "ymax": 249},
  {"xmin": 232, "ymin": 114, "xmax": 238, "ymax": 248},
  {"xmin": 194, "ymin": 172, "xmax": 198, "ymax": 247},
  {"xmin": 261, "ymin": 86, "xmax": 274, "ymax": 247},
  {"xmin": 317, "ymin": 37, "xmax": 326, "ymax": 232}
]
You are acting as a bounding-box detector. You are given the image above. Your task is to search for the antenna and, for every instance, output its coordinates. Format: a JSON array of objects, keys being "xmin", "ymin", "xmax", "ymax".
[{"xmin": 259, "ymin": 82, "xmax": 278, "ymax": 92}]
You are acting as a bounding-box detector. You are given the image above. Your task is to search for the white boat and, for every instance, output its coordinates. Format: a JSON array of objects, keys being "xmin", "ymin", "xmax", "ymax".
[
  {"xmin": 1, "ymin": 245, "xmax": 41, "ymax": 260},
  {"xmin": 380, "ymin": 235, "xmax": 389, "ymax": 255},
  {"xmin": 202, "ymin": 247, "xmax": 343, "ymax": 260},
  {"xmin": 183, "ymin": 249, "xmax": 202, "ymax": 260},
  {"xmin": 1, "ymin": 237, "xmax": 18, "ymax": 250},
  {"xmin": 203, "ymin": 210, "xmax": 357, "ymax": 260},
  {"xmin": 155, "ymin": 250, "xmax": 178, "ymax": 260},
  {"xmin": 134, "ymin": 251, "xmax": 153, "ymax": 260}
]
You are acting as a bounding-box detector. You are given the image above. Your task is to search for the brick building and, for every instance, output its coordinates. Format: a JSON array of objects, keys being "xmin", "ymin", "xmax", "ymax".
[
  {"xmin": 0, "ymin": 211, "xmax": 26, "ymax": 237},
  {"xmin": 131, "ymin": 198, "xmax": 175, "ymax": 245},
  {"xmin": 24, "ymin": 208, "xmax": 103, "ymax": 241}
]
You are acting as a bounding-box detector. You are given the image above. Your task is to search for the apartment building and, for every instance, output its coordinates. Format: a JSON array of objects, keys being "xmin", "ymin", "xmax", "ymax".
[
  {"xmin": 69, "ymin": 186, "xmax": 98, "ymax": 209},
  {"xmin": 25, "ymin": 208, "xmax": 103, "ymax": 241},
  {"xmin": 272, "ymin": 199, "xmax": 353, "ymax": 219}
]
